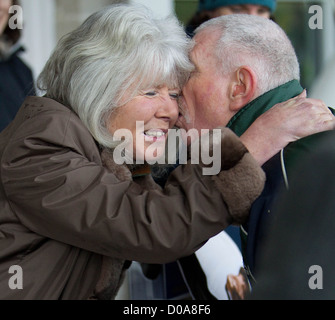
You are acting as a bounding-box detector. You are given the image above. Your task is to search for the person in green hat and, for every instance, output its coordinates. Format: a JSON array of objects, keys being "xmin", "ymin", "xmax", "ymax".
[
  {"xmin": 186, "ymin": 0, "xmax": 276, "ymax": 36},
  {"xmin": 197, "ymin": 0, "xmax": 276, "ymax": 16}
]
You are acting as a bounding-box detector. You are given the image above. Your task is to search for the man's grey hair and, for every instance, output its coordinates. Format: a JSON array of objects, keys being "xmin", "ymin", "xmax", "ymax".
[
  {"xmin": 37, "ymin": 3, "xmax": 194, "ymax": 148},
  {"xmin": 195, "ymin": 14, "xmax": 300, "ymax": 97}
]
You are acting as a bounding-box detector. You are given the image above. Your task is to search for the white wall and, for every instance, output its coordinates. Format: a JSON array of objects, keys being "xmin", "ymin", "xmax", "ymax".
[
  {"xmin": 20, "ymin": 0, "xmax": 56, "ymax": 83},
  {"xmin": 130, "ymin": 0, "xmax": 174, "ymax": 17}
]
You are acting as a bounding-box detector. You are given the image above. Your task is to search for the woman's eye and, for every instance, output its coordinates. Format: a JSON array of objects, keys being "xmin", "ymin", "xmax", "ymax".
[{"xmin": 145, "ymin": 91, "xmax": 157, "ymax": 97}]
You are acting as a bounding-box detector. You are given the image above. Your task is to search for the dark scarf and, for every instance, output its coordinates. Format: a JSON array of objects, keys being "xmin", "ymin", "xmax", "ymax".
[{"xmin": 226, "ymin": 80, "xmax": 303, "ymax": 136}]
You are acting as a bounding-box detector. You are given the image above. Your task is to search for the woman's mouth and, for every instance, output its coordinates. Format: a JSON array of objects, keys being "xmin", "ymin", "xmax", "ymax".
[{"xmin": 143, "ymin": 129, "xmax": 167, "ymax": 142}]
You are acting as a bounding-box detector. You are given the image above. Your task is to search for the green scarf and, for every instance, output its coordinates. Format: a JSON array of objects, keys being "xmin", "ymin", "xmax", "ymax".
[{"xmin": 226, "ymin": 80, "xmax": 303, "ymax": 136}]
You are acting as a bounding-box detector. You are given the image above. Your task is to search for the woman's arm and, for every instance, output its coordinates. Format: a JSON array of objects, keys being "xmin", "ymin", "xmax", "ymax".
[{"xmin": 2, "ymin": 111, "xmax": 264, "ymax": 264}]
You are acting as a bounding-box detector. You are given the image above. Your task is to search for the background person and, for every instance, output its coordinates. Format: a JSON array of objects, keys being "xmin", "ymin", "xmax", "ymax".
[
  {"xmin": 250, "ymin": 129, "xmax": 335, "ymax": 300},
  {"xmin": 0, "ymin": 0, "xmax": 35, "ymax": 132},
  {"xmin": 185, "ymin": 0, "xmax": 276, "ymax": 37}
]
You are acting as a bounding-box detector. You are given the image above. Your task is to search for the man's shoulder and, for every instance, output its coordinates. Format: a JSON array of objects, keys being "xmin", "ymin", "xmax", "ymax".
[{"xmin": 284, "ymin": 128, "xmax": 335, "ymax": 179}]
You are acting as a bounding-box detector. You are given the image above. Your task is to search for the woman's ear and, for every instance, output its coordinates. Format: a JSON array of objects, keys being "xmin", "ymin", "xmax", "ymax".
[{"xmin": 228, "ymin": 66, "xmax": 257, "ymax": 112}]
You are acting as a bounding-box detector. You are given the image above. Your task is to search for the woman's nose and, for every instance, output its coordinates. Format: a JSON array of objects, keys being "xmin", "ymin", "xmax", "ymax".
[
  {"xmin": 157, "ymin": 99, "xmax": 179, "ymax": 122},
  {"xmin": 155, "ymin": 92, "xmax": 179, "ymax": 122}
]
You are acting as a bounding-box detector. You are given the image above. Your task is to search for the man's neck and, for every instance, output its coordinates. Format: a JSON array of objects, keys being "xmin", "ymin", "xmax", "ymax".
[{"xmin": 227, "ymin": 80, "xmax": 303, "ymax": 137}]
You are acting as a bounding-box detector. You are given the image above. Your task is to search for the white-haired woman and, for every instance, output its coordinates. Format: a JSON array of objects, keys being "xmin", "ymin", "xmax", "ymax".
[{"xmin": 0, "ymin": 3, "xmax": 265, "ymax": 300}]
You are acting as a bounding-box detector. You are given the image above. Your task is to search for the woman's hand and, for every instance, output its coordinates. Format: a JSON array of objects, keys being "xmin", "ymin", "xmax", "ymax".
[{"xmin": 240, "ymin": 90, "xmax": 335, "ymax": 165}]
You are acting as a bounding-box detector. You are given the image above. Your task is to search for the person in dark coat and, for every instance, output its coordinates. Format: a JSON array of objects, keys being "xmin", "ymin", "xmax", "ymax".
[
  {"xmin": 0, "ymin": 0, "xmax": 35, "ymax": 132},
  {"xmin": 250, "ymin": 129, "xmax": 335, "ymax": 300}
]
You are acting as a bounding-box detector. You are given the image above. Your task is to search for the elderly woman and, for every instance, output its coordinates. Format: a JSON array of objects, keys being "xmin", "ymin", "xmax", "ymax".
[{"xmin": 0, "ymin": 3, "xmax": 265, "ymax": 300}]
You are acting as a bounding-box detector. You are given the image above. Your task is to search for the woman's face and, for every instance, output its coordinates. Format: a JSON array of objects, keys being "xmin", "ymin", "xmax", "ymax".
[
  {"xmin": 108, "ymin": 85, "xmax": 180, "ymax": 163},
  {"xmin": 0, "ymin": 0, "xmax": 12, "ymax": 35}
]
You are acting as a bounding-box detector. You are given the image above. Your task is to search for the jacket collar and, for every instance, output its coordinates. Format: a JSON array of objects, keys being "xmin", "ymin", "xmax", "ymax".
[
  {"xmin": 226, "ymin": 80, "xmax": 303, "ymax": 136},
  {"xmin": 0, "ymin": 40, "xmax": 25, "ymax": 61}
]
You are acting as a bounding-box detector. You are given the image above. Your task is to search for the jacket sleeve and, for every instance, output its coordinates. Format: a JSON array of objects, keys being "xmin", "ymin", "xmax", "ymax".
[{"xmin": 1, "ymin": 111, "xmax": 264, "ymax": 264}]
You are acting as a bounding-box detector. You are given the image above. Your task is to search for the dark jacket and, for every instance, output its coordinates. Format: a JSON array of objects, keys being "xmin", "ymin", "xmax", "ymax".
[
  {"xmin": 226, "ymin": 80, "xmax": 335, "ymax": 285},
  {"xmin": 0, "ymin": 46, "xmax": 35, "ymax": 132},
  {"xmin": 250, "ymin": 130, "xmax": 335, "ymax": 299},
  {"xmin": 0, "ymin": 96, "xmax": 265, "ymax": 299}
]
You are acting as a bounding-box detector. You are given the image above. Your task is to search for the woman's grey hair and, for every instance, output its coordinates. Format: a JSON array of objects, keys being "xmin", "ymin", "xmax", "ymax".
[
  {"xmin": 194, "ymin": 14, "xmax": 300, "ymax": 96},
  {"xmin": 37, "ymin": 3, "xmax": 194, "ymax": 148}
]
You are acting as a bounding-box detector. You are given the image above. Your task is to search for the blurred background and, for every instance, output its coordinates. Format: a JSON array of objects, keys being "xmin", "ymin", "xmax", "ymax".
[
  {"xmin": 16, "ymin": 0, "xmax": 335, "ymax": 299},
  {"xmin": 19, "ymin": 0, "xmax": 335, "ymax": 106}
]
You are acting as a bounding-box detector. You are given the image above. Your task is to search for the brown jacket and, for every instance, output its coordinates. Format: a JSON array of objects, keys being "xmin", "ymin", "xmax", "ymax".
[{"xmin": 0, "ymin": 96, "xmax": 265, "ymax": 299}]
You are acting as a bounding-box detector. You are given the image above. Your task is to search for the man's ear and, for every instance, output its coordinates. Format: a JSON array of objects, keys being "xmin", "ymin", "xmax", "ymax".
[{"xmin": 228, "ymin": 66, "xmax": 257, "ymax": 112}]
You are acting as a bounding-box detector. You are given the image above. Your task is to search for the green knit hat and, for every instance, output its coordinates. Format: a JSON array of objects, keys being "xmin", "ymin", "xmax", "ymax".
[{"xmin": 198, "ymin": 0, "xmax": 277, "ymax": 13}]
